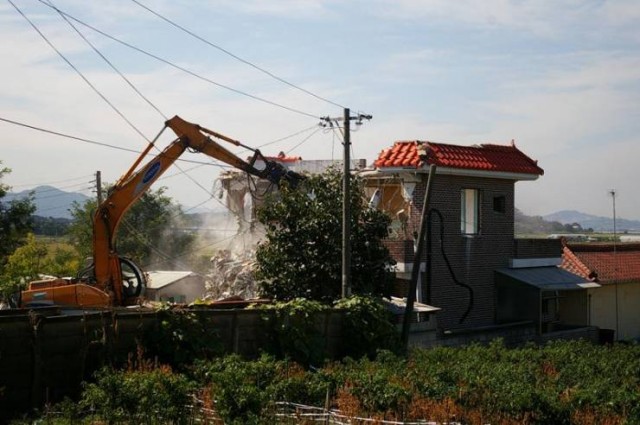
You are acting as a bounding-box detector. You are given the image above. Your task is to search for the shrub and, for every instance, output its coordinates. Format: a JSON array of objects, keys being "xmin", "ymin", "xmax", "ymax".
[
  {"xmin": 334, "ymin": 295, "xmax": 401, "ymax": 359},
  {"xmin": 80, "ymin": 366, "xmax": 195, "ymax": 424},
  {"xmin": 144, "ymin": 306, "xmax": 223, "ymax": 369},
  {"xmin": 257, "ymin": 298, "xmax": 330, "ymax": 366}
]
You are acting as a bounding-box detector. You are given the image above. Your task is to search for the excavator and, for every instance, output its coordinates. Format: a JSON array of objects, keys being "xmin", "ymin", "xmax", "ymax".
[{"xmin": 20, "ymin": 116, "xmax": 303, "ymax": 308}]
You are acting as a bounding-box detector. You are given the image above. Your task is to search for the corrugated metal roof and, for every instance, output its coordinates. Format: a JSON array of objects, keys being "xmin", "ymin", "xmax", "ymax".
[
  {"xmin": 147, "ymin": 271, "xmax": 197, "ymax": 289},
  {"xmin": 496, "ymin": 267, "xmax": 600, "ymax": 291}
]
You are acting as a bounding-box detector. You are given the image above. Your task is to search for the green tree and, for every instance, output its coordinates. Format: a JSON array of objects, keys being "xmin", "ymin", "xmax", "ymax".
[
  {"xmin": 255, "ymin": 169, "xmax": 395, "ymax": 302},
  {"xmin": 1, "ymin": 233, "xmax": 47, "ymax": 295},
  {"xmin": 0, "ymin": 234, "xmax": 81, "ymax": 296},
  {"xmin": 67, "ymin": 186, "xmax": 196, "ymax": 269},
  {"xmin": 0, "ymin": 162, "xmax": 35, "ymax": 273}
]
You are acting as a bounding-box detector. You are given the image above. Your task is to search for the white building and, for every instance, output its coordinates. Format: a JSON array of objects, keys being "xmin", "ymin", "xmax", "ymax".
[{"xmin": 145, "ymin": 271, "xmax": 206, "ymax": 304}]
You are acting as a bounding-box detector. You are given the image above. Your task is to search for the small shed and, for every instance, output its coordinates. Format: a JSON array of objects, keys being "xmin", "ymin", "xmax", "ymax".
[
  {"xmin": 145, "ymin": 271, "xmax": 206, "ymax": 304},
  {"xmin": 386, "ymin": 296, "xmax": 441, "ymax": 347},
  {"xmin": 496, "ymin": 261, "xmax": 599, "ymax": 334}
]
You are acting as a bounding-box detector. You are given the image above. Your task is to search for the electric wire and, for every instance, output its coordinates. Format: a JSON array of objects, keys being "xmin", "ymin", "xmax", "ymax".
[
  {"xmin": 37, "ymin": 1, "xmax": 323, "ymax": 120},
  {"xmin": 0, "ymin": 116, "xmax": 227, "ymax": 167},
  {"xmin": 254, "ymin": 124, "xmax": 320, "ymax": 150},
  {"xmin": 9, "ymin": 174, "xmax": 93, "ymax": 188},
  {"xmin": 285, "ymin": 125, "xmax": 323, "ymax": 155},
  {"xmin": 8, "ymin": 0, "xmax": 150, "ymax": 144},
  {"xmin": 9, "ymin": 3, "xmax": 331, "ymax": 234},
  {"xmin": 26, "ymin": 182, "xmax": 91, "ymax": 200},
  {"xmin": 0, "ymin": 116, "xmax": 304, "ymax": 227},
  {"xmin": 46, "ymin": 0, "xmax": 167, "ymax": 120},
  {"xmin": 33, "ymin": 1, "xmax": 218, "ymax": 211},
  {"xmin": 22, "ymin": 180, "xmax": 93, "ymax": 194},
  {"xmin": 18, "ymin": 1, "xmax": 309, "ymax": 204},
  {"xmin": 13, "ymin": 2, "xmax": 334, "ymax": 213},
  {"xmin": 427, "ymin": 208, "xmax": 474, "ymax": 324},
  {"xmin": 121, "ymin": 217, "xmax": 243, "ymax": 269},
  {"xmin": 130, "ymin": 0, "xmax": 346, "ymax": 111}
]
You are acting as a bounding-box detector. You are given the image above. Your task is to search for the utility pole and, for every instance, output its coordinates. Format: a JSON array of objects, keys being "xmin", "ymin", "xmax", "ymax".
[
  {"xmin": 342, "ymin": 108, "xmax": 351, "ymax": 298},
  {"xmin": 321, "ymin": 109, "xmax": 372, "ymax": 298},
  {"xmin": 96, "ymin": 170, "xmax": 103, "ymax": 204}
]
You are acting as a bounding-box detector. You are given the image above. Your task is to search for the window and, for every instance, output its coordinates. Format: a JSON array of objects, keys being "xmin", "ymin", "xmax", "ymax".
[
  {"xmin": 461, "ymin": 189, "xmax": 479, "ymax": 234},
  {"xmin": 493, "ymin": 195, "xmax": 506, "ymax": 213}
]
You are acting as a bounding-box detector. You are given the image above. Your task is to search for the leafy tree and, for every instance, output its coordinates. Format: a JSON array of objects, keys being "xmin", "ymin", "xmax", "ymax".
[
  {"xmin": 0, "ymin": 233, "xmax": 46, "ymax": 296},
  {"xmin": 0, "ymin": 234, "xmax": 81, "ymax": 296},
  {"xmin": 67, "ymin": 186, "xmax": 195, "ymax": 269},
  {"xmin": 31, "ymin": 215, "xmax": 71, "ymax": 236},
  {"xmin": 255, "ymin": 169, "xmax": 395, "ymax": 303},
  {"xmin": 0, "ymin": 162, "xmax": 35, "ymax": 273}
]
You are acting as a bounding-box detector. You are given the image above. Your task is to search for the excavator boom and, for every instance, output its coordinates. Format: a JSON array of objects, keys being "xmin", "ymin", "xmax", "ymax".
[{"xmin": 20, "ymin": 116, "xmax": 303, "ymax": 308}]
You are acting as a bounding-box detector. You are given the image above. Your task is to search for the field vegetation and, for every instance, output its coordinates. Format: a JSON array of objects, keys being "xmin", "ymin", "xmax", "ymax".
[{"xmin": 13, "ymin": 338, "xmax": 640, "ymax": 425}]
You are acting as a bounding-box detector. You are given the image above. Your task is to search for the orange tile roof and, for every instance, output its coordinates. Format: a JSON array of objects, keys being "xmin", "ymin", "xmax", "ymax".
[
  {"xmin": 374, "ymin": 140, "xmax": 544, "ymax": 175},
  {"xmin": 253, "ymin": 151, "xmax": 302, "ymax": 163},
  {"xmin": 561, "ymin": 242, "xmax": 640, "ymax": 284}
]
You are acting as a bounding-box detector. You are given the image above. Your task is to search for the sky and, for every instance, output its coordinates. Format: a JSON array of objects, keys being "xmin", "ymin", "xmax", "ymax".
[{"xmin": 1, "ymin": 0, "xmax": 639, "ymax": 220}]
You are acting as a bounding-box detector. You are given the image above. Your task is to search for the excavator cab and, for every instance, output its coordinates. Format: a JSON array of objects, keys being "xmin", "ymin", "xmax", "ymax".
[{"xmin": 21, "ymin": 256, "xmax": 146, "ymax": 308}]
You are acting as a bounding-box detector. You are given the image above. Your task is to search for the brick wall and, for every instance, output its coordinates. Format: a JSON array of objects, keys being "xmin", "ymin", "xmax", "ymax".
[
  {"xmin": 385, "ymin": 173, "xmax": 517, "ymax": 330},
  {"xmin": 514, "ymin": 238, "xmax": 562, "ymax": 258}
]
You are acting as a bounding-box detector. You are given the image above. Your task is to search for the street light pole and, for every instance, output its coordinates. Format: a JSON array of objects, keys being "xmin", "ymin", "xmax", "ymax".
[{"xmin": 610, "ymin": 189, "xmax": 619, "ymax": 340}]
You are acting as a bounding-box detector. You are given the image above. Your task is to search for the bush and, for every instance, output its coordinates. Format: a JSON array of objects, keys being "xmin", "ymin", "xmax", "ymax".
[
  {"xmin": 257, "ymin": 298, "xmax": 330, "ymax": 366},
  {"xmin": 193, "ymin": 354, "xmax": 329, "ymax": 424},
  {"xmin": 334, "ymin": 295, "xmax": 401, "ymax": 359},
  {"xmin": 144, "ymin": 306, "xmax": 223, "ymax": 369},
  {"xmin": 80, "ymin": 366, "xmax": 195, "ymax": 424}
]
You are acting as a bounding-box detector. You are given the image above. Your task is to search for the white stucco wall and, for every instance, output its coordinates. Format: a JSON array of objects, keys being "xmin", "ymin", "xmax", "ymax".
[
  {"xmin": 589, "ymin": 282, "xmax": 640, "ymax": 341},
  {"xmin": 146, "ymin": 273, "xmax": 206, "ymax": 304}
]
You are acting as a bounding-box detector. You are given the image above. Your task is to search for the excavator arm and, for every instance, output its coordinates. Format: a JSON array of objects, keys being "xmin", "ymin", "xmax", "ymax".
[{"xmin": 22, "ymin": 116, "xmax": 303, "ymax": 307}]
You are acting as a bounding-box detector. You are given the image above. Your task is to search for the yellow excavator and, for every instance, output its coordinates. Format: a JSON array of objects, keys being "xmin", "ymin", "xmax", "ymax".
[{"xmin": 20, "ymin": 116, "xmax": 302, "ymax": 308}]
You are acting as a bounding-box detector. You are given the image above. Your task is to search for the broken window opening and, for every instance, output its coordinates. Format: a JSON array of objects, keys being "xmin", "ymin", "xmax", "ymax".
[{"xmin": 365, "ymin": 181, "xmax": 412, "ymax": 237}]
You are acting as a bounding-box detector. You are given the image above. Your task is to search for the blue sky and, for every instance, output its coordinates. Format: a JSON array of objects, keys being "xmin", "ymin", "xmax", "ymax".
[{"xmin": 1, "ymin": 0, "xmax": 639, "ymax": 219}]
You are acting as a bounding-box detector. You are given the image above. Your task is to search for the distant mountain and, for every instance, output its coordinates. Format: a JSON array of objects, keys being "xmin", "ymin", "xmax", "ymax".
[
  {"xmin": 543, "ymin": 210, "xmax": 640, "ymax": 233},
  {"xmin": 5, "ymin": 185, "xmax": 91, "ymax": 219}
]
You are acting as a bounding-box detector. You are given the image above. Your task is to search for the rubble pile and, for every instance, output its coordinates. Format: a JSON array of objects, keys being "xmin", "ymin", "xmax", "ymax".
[{"xmin": 205, "ymin": 249, "xmax": 260, "ymax": 300}]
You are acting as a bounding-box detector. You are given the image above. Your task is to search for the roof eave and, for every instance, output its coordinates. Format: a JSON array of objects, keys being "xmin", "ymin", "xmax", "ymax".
[{"xmin": 374, "ymin": 165, "xmax": 542, "ymax": 181}]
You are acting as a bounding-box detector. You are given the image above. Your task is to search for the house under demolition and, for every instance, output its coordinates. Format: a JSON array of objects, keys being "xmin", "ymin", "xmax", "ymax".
[{"xmin": 209, "ymin": 141, "xmax": 631, "ymax": 345}]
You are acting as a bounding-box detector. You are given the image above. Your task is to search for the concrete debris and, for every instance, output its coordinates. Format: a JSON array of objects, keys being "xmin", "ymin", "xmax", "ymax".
[{"xmin": 205, "ymin": 249, "xmax": 259, "ymax": 300}]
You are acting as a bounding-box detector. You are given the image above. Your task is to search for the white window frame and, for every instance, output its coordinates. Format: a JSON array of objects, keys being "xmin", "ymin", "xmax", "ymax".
[{"xmin": 461, "ymin": 189, "xmax": 479, "ymax": 235}]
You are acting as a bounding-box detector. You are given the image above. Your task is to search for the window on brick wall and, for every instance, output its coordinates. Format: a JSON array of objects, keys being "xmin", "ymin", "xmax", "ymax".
[
  {"xmin": 461, "ymin": 188, "xmax": 480, "ymax": 234},
  {"xmin": 493, "ymin": 195, "xmax": 506, "ymax": 213}
]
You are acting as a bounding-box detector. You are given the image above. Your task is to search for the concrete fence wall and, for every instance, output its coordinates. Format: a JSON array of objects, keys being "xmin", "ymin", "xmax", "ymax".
[
  {"xmin": 0, "ymin": 307, "xmax": 345, "ymax": 418},
  {"xmin": 0, "ymin": 307, "xmax": 601, "ymax": 420}
]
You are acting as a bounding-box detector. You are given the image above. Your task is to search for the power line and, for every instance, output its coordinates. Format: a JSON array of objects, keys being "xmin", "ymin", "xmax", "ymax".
[
  {"xmin": 9, "ymin": 174, "xmax": 93, "ymax": 189},
  {"xmin": 37, "ymin": 0, "xmax": 323, "ymax": 120},
  {"xmin": 285, "ymin": 126, "xmax": 324, "ymax": 155},
  {"xmin": 254, "ymin": 124, "xmax": 320, "ymax": 150},
  {"xmin": 0, "ymin": 116, "xmax": 225, "ymax": 167},
  {"xmin": 14, "ymin": 1, "xmax": 333, "ymax": 208},
  {"xmin": 27, "ymin": 1, "xmax": 318, "ymax": 201},
  {"xmin": 9, "ymin": 0, "xmax": 150, "ymax": 144},
  {"xmin": 46, "ymin": 0, "xmax": 167, "ymax": 120},
  {"xmin": 24, "ymin": 180, "xmax": 93, "ymax": 194},
  {"xmin": 130, "ymin": 0, "xmax": 346, "ymax": 111}
]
